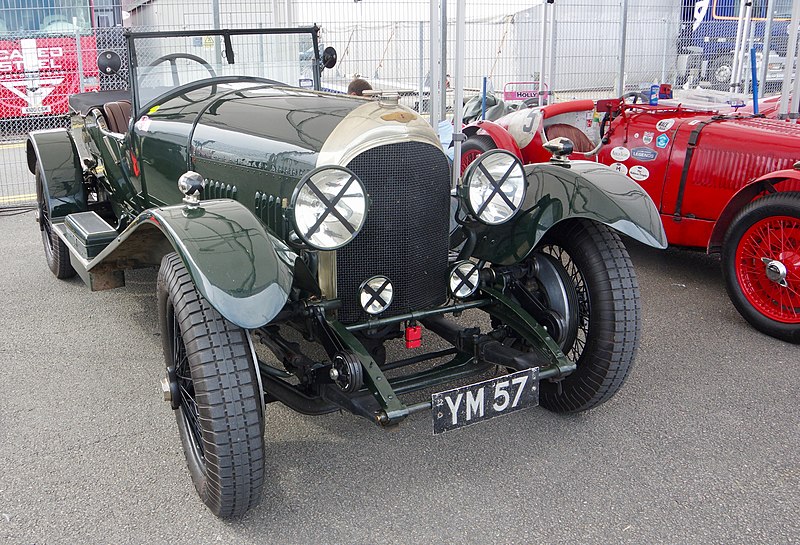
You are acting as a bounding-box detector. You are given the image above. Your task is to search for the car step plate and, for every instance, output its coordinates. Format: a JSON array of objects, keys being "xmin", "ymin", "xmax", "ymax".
[{"xmin": 431, "ymin": 368, "xmax": 539, "ymax": 434}]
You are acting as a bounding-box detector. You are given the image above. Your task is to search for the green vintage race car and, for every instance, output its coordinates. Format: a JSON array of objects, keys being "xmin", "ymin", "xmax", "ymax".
[{"xmin": 27, "ymin": 27, "xmax": 667, "ymax": 518}]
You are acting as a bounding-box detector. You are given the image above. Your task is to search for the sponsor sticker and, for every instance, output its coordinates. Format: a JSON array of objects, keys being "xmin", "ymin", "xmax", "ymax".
[
  {"xmin": 610, "ymin": 162, "xmax": 628, "ymax": 175},
  {"xmin": 631, "ymin": 147, "xmax": 658, "ymax": 162},
  {"xmin": 643, "ymin": 131, "xmax": 654, "ymax": 145},
  {"xmin": 610, "ymin": 146, "xmax": 631, "ymax": 161},
  {"xmin": 656, "ymin": 118, "xmax": 675, "ymax": 132},
  {"xmin": 656, "ymin": 134, "xmax": 670, "ymax": 148},
  {"xmin": 629, "ymin": 165, "xmax": 650, "ymax": 181}
]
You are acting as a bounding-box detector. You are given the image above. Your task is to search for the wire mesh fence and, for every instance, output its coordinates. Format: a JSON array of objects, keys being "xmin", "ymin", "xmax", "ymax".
[{"xmin": 0, "ymin": 0, "xmax": 791, "ymax": 207}]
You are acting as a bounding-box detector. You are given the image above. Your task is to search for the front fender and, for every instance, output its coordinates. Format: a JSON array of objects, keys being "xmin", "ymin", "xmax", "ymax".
[
  {"xmin": 91, "ymin": 199, "xmax": 294, "ymax": 329},
  {"xmin": 463, "ymin": 120, "xmax": 522, "ymax": 159},
  {"xmin": 26, "ymin": 129, "xmax": 86, "ymax": 218},
  {"xmin": 708, "ymin": 170, "xmax": 800, "ymax": 253},
  {"xmin": 470, "ymin": 161, "xmax": 668, "ymax": 265}
]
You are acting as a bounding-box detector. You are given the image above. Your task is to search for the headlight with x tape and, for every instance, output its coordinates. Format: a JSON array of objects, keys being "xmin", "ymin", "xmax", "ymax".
[
  {"xmin": 290, "ymin": 165, "xmax": 368, "ymax": 250},
  {"xmin": 462, "ymin": 149, "xmax": 526, "ymax": 225}
]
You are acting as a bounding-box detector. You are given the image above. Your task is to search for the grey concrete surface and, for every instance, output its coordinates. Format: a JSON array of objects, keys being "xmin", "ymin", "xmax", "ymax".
[{"xmin": 0, "ymin": 209, "xmax": 797, "ymax": 545}]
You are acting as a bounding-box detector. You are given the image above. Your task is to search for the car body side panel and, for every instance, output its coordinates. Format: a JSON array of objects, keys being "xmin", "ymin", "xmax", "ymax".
[
  {"xmin": 470, "ymin": 162, "xmax": 668, "ymax": 266},
  {"xmin": 90, "ymin": 199, "xmax": 294, "ymax": 329},
  {"xmin": 26, "ymin": 129, "xmax": 86, "ymax": 218}
]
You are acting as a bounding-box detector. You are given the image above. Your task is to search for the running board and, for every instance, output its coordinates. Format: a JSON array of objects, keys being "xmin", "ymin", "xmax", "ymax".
[{"xmin": 54, "ymin": 212, "xmax": 125, "ymax": 291}]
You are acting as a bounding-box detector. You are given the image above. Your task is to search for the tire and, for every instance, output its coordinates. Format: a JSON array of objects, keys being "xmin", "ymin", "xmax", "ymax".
[
  {"xmin": 532, "ymin": 219, "xmax": 641, "ymax": 413},
  {"xmin": 35, "ymin": 165, "xmax": 76, "ymax": 279},
  {"xmin": 709, "ymin": 55, "xmax": 734, "ymax": 90},
  {"xmin": 721, "ymin": 193, "xmax": 800, "ymax": 343},
  {"xmin": 157, "ymin": 253, "xmax": 265, "ymax": 518},
  {"xmin": 460, "ymin": 134, "xmax": 496, "ymax": 176}
]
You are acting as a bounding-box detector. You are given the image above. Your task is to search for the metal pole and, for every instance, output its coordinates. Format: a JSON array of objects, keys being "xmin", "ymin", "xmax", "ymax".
[
  {"xmin": 440, "ymin": 0, "xmax": 448, "ymax": 122},
  {"xmin": 779, "ymin": 0, "xmax": 800, "ymax": 117},
  {"xmin": 759, "ymin": 0, "xmax": 777, "ymax": 93},
  {"xmin": 616, "ymin": 0, "xmax": 629, "ymax": 96},
  {"xmin": 729, "ymin": 0, "xmax": 748, "ymax": 91},
  {"xmin": 213, "ymin": 0, "xmax": 222, "ymax": 65},
  {"xmin": 661, "ymin": 17, "xmax": 669, "ymax": 83},
  {"xmin": 734, "ymin": 1, "xmax": 754, "ymax": 92},
  {"xmin": 74, "ymin": 21, "xmax": 85, "ymax": 92},
  {"xmin": 538, "ymin": 2, "xmax": 548, "ymax": 102},
  {"xmin": 451, "ymin": 0, "xmax": 466, "ymax": 190},
  {"xmin": 429, "ymin": 0, "xmax": 440, "ymax": 128},
  {"xmin": 419, "ymin": 21, "xmax": 425, "ymax": 115},
  {"xmin": 547, "ymin": 0, "xmax": 556, "ymax": 105}
]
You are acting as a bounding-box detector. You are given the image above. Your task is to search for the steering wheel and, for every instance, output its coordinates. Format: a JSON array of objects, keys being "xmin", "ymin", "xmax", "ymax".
[
  {"xmin": 622, "ymin": 91, "xmax": 649, "ymax": 104},
  {"xmin": 139, "ymin": 53, "xmax": 218, "ymax": 104}
]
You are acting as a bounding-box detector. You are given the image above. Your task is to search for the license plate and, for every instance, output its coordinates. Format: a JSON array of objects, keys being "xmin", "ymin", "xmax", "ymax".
[
  {"xmin": 431, "ymin": 368, "xmax": 538, "ymax": 434},
  {"xmin": 23, "ymin": 106, "xmax": 52, "ymax": 114}
]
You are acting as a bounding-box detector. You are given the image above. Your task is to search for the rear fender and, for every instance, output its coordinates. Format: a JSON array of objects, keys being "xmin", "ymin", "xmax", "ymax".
[
  {"xmin": 26, "ymin": 129, "xmax": 86, "ymax": 218},
  {"xmin": 470, "ymin": 161, "xmax": 668, "ymax": 265},
  {"xmin": 708, "ymin": 170, "xmax": 800, "ymax": 253},
  {"xmin": 463, "ymin": 120, "xmax": 522, "ymax": 159},
  {"xmin": 90, "ymin": 199, "xmax": 295, "ymax": 329}
]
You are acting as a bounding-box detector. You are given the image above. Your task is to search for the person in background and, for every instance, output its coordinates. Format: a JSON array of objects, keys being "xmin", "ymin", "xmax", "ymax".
[{"xmin": 347, "ymin": 78, "xmax": 372, "ymax": 96}]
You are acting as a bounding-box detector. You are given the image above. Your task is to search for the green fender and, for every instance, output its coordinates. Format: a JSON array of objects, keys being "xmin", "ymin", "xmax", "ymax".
[
  {"xmin": 26, "ymin": 129, "xmax": 86, "ymax": 218},
  {"xmin": 471, "ymin": 161, "xmax": 668, "ymax": 265},
  {"xmin": 90, "ymin": 199, "xmax": 295, "ymax": 329}
]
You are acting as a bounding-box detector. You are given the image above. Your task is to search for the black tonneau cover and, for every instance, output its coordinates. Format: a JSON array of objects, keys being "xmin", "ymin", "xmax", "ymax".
[{"xmin": 68, "ymin": 90, "xmax": 131, "ymax": 115}]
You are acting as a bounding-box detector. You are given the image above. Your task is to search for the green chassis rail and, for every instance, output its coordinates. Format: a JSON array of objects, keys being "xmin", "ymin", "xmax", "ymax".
[{"xmin": 258, "ymin": 285, "xmax": 577, "ymax": 427}]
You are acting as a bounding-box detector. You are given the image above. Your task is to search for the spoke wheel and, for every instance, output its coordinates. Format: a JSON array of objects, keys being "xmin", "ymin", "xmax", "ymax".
[
  {"xmin": 722, "ymin": 193, "xmax": 800, "ymax": 343},
  {"xmin": 508, "ymin": 219, "xmax": 641, "ymax": 413},
  {"xmin": 158, "ymin": 253, "xmax": 265, "ymax": 518},
  {"xmin": 35, "ymin": 164, "xmax": 75, "ymax": 279}
]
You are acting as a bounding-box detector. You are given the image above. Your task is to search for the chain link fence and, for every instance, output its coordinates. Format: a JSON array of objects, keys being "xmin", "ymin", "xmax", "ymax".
[{"xmin": 0, "ymin": 0, "xmax": 789, "ymax": 207}]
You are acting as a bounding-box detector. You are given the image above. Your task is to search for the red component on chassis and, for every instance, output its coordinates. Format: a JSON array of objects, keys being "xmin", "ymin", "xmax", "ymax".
[
  {"xmin": 405, "ymin": 325, "xmax": 422, "ymax": 349},
  {"xmin": 0, "ymin": 35, "xmax": 99, "ymax": 119}
]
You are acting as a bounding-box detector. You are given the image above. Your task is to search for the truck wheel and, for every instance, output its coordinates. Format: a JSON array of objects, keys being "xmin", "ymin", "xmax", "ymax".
[
  {"xmin": 722, "ymin": 193, "xmax": 800, "ymax": 343},
  {"xmin": 157, "ymin": 253, "xmax": 265, "ymax": 518},
  {"xmin": 35, "ymin": 165, "xmax": 75, "ymax": 279},
  {"xmin": 533, "ymin": 219, "xmax": 641, "ymax": 413},
  {"xmin": 710, "ymin": 54, "xmax": 734, "ymax": 90},
  {"xmin": 460, "ymin": 134, "xmax": 496, "ymax": 175}
]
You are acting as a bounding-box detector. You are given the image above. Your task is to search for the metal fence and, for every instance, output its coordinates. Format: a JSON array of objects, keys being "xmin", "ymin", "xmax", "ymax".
[{"xmin": 0, "ymin": 0, "xmax": 790, "ymax": 207}]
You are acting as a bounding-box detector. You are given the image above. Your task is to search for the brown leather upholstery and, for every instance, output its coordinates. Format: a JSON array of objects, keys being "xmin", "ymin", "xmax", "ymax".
[
  {"xmin": 102, "ymin": 100, "xmax": 132, "ymax": 134},
  {"xmin": 544, "ymin": 123, "xmax": 595, "ymax": 153}
]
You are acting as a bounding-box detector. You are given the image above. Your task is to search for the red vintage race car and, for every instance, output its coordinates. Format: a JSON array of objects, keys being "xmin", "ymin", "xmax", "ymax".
[{"xmin": 461, "ymin": 95, "xmax": 800, "ymax": 343}]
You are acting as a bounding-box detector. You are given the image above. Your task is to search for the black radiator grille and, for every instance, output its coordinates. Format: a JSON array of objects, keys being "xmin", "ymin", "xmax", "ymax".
[{"xmin": 337, "ymin": 141, "xmax": 451, "ymax": 324}]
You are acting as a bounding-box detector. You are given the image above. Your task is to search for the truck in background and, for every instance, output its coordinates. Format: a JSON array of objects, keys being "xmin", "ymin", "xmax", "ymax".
[{"xmin": 677, "ymin": 0, "xmax": 792, "ymax": 89}]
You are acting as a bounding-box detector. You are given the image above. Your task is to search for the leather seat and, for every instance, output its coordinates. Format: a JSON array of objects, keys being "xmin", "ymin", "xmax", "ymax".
[
  {"xmin": 545, "ymin": 123, "xmax": 595, "ymax": 153},
  {"xmin": 103, "ymin": 100, "xmax": 132, "ymax": 134}
]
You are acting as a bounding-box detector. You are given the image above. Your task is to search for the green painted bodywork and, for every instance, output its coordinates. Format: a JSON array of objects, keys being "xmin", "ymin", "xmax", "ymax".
[
  {"xmin": 471, "ymin": 161, "xmax": 668, "ymax": 265},
  {"xmin": 88, "ymin": 199, "xmax": 295, "ymax": 329},
  {"xmin": 26, "ymin": 129, "xmax": 86, "ymax": 218}
]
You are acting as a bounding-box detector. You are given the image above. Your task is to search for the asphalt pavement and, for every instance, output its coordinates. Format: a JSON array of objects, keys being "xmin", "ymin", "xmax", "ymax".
[{"xmin": 0, "ymin": 209, "xmax": 797, "ymax": 544}]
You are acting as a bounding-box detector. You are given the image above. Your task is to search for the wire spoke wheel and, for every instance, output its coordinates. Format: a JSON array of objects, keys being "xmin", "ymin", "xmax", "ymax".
[
  {"xmin": 503, "ymin": 219, "xmax": 641, "ymax": 413},
  {"xmin": 723, "ymin": 193, "xmax": 800, "ymax": 343},
  {"xmin": 158, "ymin": 253, "xmax": 265, "ymax": 518}
]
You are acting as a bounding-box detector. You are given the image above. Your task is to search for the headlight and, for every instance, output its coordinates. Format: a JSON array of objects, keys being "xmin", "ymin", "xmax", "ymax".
[
  {"xmin": 462, "ymin": 149, "xmax": 526, "ymax": 225},
  {"xmin": 291, "ymin": 166, "xmax": 368, "ymax": 250}
]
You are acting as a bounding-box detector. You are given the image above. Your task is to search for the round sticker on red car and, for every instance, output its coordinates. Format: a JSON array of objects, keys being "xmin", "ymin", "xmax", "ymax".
[{"xmin": 610, "ymin": 146, "xmax": 630, "ymax": 161}]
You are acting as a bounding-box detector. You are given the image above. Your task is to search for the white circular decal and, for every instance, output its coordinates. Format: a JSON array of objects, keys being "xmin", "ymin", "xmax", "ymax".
[
  {"xmin": 629, "ymin": 165, "xmax": 650, "ymax": 181},
  {"xmin": 656, "ymin": 118, "xmax": 675, "ymax": 132},
  {"xmin": 610, "ymin": 162, "xmax": 628, "ymax": 175},
  {"xmin": 610, "ymin": 146, "xmax": 630, "ymax": 161}
]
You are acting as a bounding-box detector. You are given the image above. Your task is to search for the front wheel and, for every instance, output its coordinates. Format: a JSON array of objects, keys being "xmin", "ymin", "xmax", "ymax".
[
  {"xmin": 530, "ymin": 220, "xmax": 641, "ymax": 413},
  {"xmin": 157, "ymin": 253, "xmax": 265, "ymax": 518},
  {"xmin": 721, "ymin": 193, "xmax": 800, "ymax": 343}
]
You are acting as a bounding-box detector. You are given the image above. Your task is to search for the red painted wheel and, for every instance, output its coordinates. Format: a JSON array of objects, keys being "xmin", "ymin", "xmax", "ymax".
[
  {"xmin": 722, "ymin": 193, "xmax": 800, "ymax": 343},
  {"xmin": 460, "ymin": 134, "xmax": 496, "ymax": 175}
]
